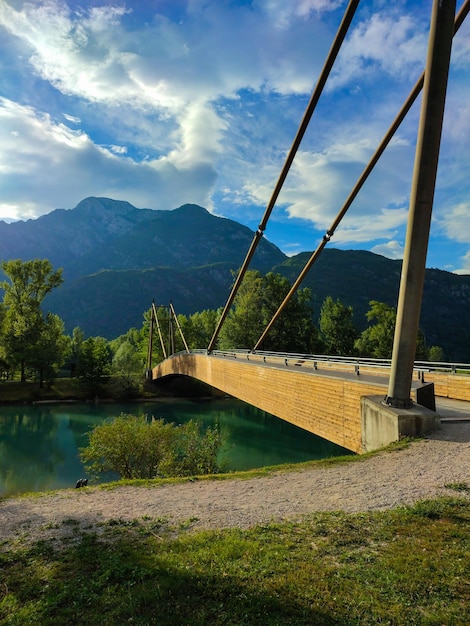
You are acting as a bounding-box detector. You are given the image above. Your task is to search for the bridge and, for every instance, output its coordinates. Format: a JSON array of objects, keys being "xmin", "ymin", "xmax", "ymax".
[
  {"xmin": 148, "ymin": 1, "xmax": 470, "ymax": 454},
  {"xmin": 151, "ymin": 352, "xmax": 470, "ymax": 453}
]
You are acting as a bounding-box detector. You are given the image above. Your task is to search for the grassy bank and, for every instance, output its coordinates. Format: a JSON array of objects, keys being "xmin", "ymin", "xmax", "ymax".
[
  {"xmin": 1, "ymin": 497, "xmax": 469, "ymax": 625},
  {"xmin": 0, "ymin": 375, "xmax": 220, "ymax": 404},
  {"xmin": 0, "ymin": 377, "xmax": 160, "ymax": 404}
]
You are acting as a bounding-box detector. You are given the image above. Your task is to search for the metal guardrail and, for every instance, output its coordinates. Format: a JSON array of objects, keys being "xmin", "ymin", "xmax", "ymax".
[{"xmin": 168, "ymin": 349, "xmax": 470, "ymax": 377}]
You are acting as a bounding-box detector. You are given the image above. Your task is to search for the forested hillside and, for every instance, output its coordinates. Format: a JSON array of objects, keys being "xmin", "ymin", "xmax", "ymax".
[{"xmin": 1, "ymin": 197, "xmax": 469, "ymax": 361}]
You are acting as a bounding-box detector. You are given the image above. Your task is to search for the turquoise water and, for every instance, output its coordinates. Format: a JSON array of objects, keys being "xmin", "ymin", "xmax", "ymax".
[{"xmin": 0, "ymin": 398, "xmax": 351, "ymax": 496}]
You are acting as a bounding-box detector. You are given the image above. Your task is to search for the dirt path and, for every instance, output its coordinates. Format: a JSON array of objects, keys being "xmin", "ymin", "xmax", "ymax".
[{"xmin": 1, "ymin": 422, "xmax": 469, "ymax": 548}]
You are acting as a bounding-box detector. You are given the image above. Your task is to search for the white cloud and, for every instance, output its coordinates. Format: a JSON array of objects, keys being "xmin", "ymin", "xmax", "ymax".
[
  {"xmin": 0, "ymin": 97, "xmax": 215, "ymax": 219},
  {"xmin": 109, "ymin": 145, "xmax": 128, "ymax": 155},
  {"xmin": 329, "ymin": 12, "xmax": 427, "ymax": 90},
  {"xmin": 256, "ymin": 0, "xmax": 343, "ymax": 30},
  {"xmin": 0, "ymin": 0, "xmax": 468, "ymax": 270},
  {"xmin": 371, "ymin": 240, "xmax": 405, "ymax": 260},
  {"xmin": 334, "ymin": 207, "xmax": 408, "ymax": 244},
  {"xmin": 437, "ymin": 203, "xmax": 470, "ymax": 244},
  {"xmin": 62, "ymin": 112, "xmax": 80, "ymax": 123},
  {"xmin": 268, "ymin": 138, "xmax": 411, "ymax": 232},
  {"xmin": 454, "ymin": 250, "xmax": 470, "ymax": 275},
  {"xmin": 166, "ymin": 100, "xmax": 229, "ymax": 169}
]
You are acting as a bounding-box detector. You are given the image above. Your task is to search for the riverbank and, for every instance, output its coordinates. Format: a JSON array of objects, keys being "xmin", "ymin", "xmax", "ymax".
[{"xmin": 2, "ymin": 420, "xmax": 469, "ymax": 549}]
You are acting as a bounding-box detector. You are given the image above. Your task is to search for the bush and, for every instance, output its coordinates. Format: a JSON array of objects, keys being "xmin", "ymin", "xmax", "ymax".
[{"xmin": 80, "ymin": 413, "xmax": 222, "ymax": 479}]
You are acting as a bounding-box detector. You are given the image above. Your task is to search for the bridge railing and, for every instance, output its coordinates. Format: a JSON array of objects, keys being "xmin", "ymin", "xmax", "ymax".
[{"xmin": 166, "ymin": 349, "xmax": 470, "ymax": 378}]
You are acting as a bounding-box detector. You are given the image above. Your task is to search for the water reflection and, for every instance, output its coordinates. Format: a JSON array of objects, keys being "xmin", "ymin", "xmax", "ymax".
[{"xmin": 0, "ymin": 399, "xmax": 351, "ymax": 496}]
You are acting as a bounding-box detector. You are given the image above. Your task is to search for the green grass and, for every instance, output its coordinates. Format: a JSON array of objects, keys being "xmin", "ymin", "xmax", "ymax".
[
  {"xmin": 1, "ymin": 497, "xmax": 469, "ymax": 625},
  {"xmin": 445, "ymin": 481, "xmax": 470, "ymax": 493},
  {"xmin": 0, "ymin": 377, "xmax": 159, "ymax": 404}
]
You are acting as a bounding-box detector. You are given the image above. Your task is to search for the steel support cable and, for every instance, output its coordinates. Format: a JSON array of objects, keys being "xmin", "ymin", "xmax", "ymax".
[
  {"xmin": 206, "ymin": 0, "xmax": 361, "ymax": 352},
  {"xmin": 169, "ymin": 301, "xmax": 190, "ymax": 353},
  {"xmin": 152, "ymin": 302, "xmax": 167, "ymax": 359},
  {"xmin": 252, "ymin": 0, "xmax": 470, "ymax": 352}
]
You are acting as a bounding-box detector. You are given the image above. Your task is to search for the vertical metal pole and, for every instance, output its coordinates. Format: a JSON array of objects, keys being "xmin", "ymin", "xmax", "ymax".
[
  {"xmin": 146, "ymin": 309, "xmax": 154, "ymax": 372},
  {"xmin": 385, "ymin": 0, "xmax": 456, "ymax": 408},
  {"xmin": 169, "ymin": 305, "xmax": 175, "ymax": 356}
]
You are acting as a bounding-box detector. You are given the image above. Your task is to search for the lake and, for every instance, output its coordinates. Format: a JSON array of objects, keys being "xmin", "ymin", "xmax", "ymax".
[{"xmin": 0, "ymin": 398, "xmax": 351, "ymax": 496}]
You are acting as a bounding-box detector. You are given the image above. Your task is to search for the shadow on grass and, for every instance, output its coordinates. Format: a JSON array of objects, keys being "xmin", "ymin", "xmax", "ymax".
[{"xmin": 1, "ymin": 533, "xmax": 342, "ymax": 626}]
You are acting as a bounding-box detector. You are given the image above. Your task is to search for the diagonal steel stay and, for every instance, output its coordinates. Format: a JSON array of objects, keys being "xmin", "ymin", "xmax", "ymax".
[
  {"xmin": 169, "ymin": 301, "xmax": 190, "ymax": 353},
  {"xmin": 152, "ymin": 302, "xmax": 167, "ymax": 359},
  {"xmin": 252, "ymin": 0, "xmax": 470, "ymax": 352},
  {"xmin": 206, "ymin": 0, "xmax": 361, "ymax": 352},
  {"xmin": 148, "ymin": 301, "xmax": 190, "ymax": 368}
]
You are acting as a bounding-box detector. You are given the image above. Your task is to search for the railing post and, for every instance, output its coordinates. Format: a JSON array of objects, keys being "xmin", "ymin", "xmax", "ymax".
[{"xmin": 385, "ymin": 0, "xmax": 456, "ymax": 408}]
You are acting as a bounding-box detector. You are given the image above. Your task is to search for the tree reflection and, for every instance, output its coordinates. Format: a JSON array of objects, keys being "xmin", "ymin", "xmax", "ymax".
[{"xmin": 0, "ymin": 408, "xmax": 64, "ymax": 495}]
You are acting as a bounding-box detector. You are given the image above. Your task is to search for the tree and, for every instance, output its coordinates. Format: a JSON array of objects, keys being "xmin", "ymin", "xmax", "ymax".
[
  {"xmin": 180, "ymin": 309, "xmax": 219, "ymax": 350},
  {"xmin": 76, "ymin": 336, "xmax": 112, "ymax": 395},
  {"xmin": 219, "ymin": 271, "xmax": 265, "ymax": 349},
  {"xmin": 30, "ymin": 313, "xmax": 69, "ymax": 387},
  {"xmin": 67, "ymin": 326, "xmax": 85, "ymax": 377},
  {"xmin": 427, "ymin": 345, "xmax": 444, "ymax": 362},
  {"xmin": 112, "ymin": 340, "xmax": 144, "ymax": 396},
  {"xmin": 319, "ymin": 297, "xmax": 357, "ymax": 356},
  {"xmin": 80, "ymin": 414, "xmax": 222, "ymax": 479},
  {"xmin": 0, "ymin": 259, "xmax": 63, "ymax": 381},
  {"xmin": 354, "ymin": 301, "xmax": 396, "ymax": 358},
  {"xmin": 261, "ymin": 272, "xmax": 320, "ymax": 353},
  {"xmin": 355, "ymin": 300, "xmax": 429, "ymax": 360},
  {"xmin": 219, "ymin": 271, "xmax": 320, "ymax": 353}
]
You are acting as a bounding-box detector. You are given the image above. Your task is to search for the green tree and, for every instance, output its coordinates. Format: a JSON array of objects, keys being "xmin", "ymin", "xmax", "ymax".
[
  {"xmin": 354, "ymin": 301, "xmax": 396, "ymax": 358},
  {"xmin": 219, "ymin": 271, "xmax": 320, "ymax": 353},
  {"xmin": 76, "ymin": 336, "xmax": 112, "ymax": 395},
  {"xmin": 112, "ymin": 340, "xmax": 144, "ymax": 396},
  {"xmin": 261, "ymin": 272, "xmax": 320, "ymax": 353},
  {"xmin": 67, "ymin": 326, "xmax": 85, "ymax": 377},
  {"xmin": 219, "ymin": 271, "xmax": 265, "ymax": 349},
  {"xmin": 427, "ymin": 345, "xmax": 444, "ymax": 362},
  {"xmin": 355, "ymin": 300, "xmax": 429, "ymax": 360},
  {"xmin": 319, "ymin": 296, "xmax": 357, "ymax": 356},
  {"xmin": 159, "ymin": 419, "xmax": 222, "ymax": 477},
  {"xmin": 0, "ymin": 259, "xmax": 63, "ymax": 381},
  {"xmin": 30, "ymin": 313, "xmax": 69, "ymax": 387},
  {"xmin": 80, "ymin": 414, "xmax": 222, "ymax": 479},
  {"xmin": 180, "ymin": 309, "xmax": 219, "ymax": 350}
]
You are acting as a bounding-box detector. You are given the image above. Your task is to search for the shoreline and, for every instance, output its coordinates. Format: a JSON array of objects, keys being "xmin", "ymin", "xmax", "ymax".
[{"xmin": 1, "ymin": 421, "xmax": 469, "ymax": 549}]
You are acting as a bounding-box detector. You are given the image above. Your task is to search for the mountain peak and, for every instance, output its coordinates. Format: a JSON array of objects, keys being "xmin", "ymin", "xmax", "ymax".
[{"xmin": 74, "ymin": 197, "xmax": 140, "ymax": 214}]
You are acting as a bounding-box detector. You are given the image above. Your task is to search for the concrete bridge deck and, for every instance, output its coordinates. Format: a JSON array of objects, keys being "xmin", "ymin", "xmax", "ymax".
[{"xmin": 151, "ymin": 351, "xmax": 470, "ymax": 454}]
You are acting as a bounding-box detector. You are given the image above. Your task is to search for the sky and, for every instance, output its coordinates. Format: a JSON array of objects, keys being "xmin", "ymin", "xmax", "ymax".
[{"xmin": 0, "ymin": 0, "xmax": 469, "ymax": 274}]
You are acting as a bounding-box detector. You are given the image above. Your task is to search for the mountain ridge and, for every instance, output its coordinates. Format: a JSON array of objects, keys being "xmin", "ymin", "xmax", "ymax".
[{"xmin": 1, "ymin": 197, "xmax": 469, "ymax": 361}]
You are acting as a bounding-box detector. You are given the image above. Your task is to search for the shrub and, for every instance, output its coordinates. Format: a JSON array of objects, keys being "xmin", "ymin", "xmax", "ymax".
[{"xmin": 80, "ymin": 413, "xmax": 222, "ymax": 479}]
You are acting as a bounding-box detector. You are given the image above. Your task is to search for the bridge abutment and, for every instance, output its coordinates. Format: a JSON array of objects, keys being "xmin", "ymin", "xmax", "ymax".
[{"xmin": 361, "ymin": 393, "xmax": 440, "ymax": 453}]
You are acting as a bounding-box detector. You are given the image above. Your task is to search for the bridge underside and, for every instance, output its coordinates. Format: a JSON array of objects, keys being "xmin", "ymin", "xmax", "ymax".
[{"xmin": 151, "ymin": 353, "xmax": 440, "ymax": 454}]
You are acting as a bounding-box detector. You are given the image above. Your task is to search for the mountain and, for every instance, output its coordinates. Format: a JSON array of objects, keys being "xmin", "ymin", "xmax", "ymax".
[
  {"xmin": 64, "ymin": 203, "xmax": 283, "ymax": 279},
  {"xmin": 1, "ymin": 197, "xmax": 469, "ymax": 361},
  {"xmin": 45, "ymin": 263, "xmax": 237, "ymax": 339},
  {"xmin": 0, "ymin": 197, "xmax": 156, "ymax": 272},
  {"xmin": 272, "ymin": 249, "xmax": 470, "ymax": 362},
  {"xmin": 0, "ymin": 197, "xmax": 284, "ymax": 280}
]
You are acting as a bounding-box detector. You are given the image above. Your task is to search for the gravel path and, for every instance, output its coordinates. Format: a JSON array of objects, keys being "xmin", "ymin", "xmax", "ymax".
[{"xmin": 1, "ymin": 420, "xmax": 469, "ymax": 548}]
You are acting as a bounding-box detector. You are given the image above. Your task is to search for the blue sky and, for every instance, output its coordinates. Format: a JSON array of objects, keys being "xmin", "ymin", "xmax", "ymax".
[{"xmin": 0, "ymin": 0, "xmax": 469, "ymax": 273}]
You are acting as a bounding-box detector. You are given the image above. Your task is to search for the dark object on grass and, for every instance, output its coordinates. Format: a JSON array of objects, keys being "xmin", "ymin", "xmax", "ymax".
[{"xmin": 75, "ymin": 478, "xmax": 88, "ymax": 488}]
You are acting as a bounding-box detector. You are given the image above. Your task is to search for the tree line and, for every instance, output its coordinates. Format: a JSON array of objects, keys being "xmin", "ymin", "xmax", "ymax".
[{"xmin": 0, "ymin": 259, "xmax": 443, "ymax": 396}]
